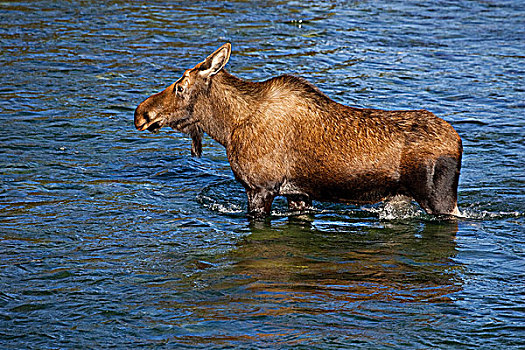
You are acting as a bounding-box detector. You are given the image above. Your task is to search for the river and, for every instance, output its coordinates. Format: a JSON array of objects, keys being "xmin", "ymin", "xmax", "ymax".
[{"xmin": 1, "ymin": 1, "xmax": 523, "ymax": 349}]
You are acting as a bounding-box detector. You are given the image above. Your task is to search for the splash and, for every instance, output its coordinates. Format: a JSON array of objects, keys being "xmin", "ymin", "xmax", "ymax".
[
  {"xmin": 456, "ymin": 207, "xmax": 523, "ymax": 220},
  {"xmin": 367, "ymin": 201, "xmax": 523, "ymax": 221},
  {"xmin": 198, "ymin": 195, "xmax": 244, "ymax": 215},
  {"xmin": 197, "ymin": 179, "xmax": 246, "ymax": 215},
  {"xmin": 362, "ymin": 196, "xmax": 426, "ymax": 221}
]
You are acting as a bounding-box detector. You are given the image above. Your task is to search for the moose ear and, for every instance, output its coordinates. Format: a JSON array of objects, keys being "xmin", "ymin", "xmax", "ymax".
[{"xmin": 198, "ymin": 43, "xmax": 231, "ymax": 78}]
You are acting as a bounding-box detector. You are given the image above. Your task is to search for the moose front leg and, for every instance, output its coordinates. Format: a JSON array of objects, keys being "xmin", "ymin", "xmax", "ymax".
[{"xmin": 246, "ymin": 188, "xmax": 276, "ymax": 218}]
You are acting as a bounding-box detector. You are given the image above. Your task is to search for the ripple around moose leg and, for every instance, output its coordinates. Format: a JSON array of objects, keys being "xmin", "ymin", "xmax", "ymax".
[
  {"xmin": 195, "ymin": 180, "xmax": 524, "ymax": 224},
  {"xmin": 196, "ymin": 179, "xmax": 247, "ymax": 216}
]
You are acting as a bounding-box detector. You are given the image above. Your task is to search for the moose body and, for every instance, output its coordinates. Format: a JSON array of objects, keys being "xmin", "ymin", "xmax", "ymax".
[{"xmin": 135, "ymin": 43, "xmax": 462, "ymax": 217}]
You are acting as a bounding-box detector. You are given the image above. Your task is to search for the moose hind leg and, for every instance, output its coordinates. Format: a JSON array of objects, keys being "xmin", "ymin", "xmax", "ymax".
[{"xmin": 413, "ymin": 156, "xmax": 460, "ymax": 216}]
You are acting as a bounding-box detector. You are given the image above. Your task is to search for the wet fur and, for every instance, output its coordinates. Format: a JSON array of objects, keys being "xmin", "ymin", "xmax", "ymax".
[{"xmin": 135, "ymin": 43, "xmax": 462, "ymax": 218}]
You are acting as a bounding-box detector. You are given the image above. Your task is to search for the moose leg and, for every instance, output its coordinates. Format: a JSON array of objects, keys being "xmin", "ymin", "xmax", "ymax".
[
  {"xmin": 410, "ymin": 156, "xmax": 461, "ymax": 216},
  {"xmin": 287, "ymin": 195, "xmax": 312, "ymax": 212},
  {"xmin": 428, "ymin": 155, "xmax": 461, "ymax": 216},
  {"xmin": 246, "ymin": 188, "xmax": 276, "ymax": 217}
]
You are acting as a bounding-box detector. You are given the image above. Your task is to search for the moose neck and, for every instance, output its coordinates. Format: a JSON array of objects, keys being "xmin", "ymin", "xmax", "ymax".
[{"xmin": 199, "ymin": 70, "xmax": 259, "ymax": 148}]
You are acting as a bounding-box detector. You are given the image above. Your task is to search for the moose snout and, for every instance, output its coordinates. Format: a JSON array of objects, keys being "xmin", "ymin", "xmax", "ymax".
[
  {"xmin": 134, "ymin": 102, "xmax": 163, "ymax": 132},
  {"xmin": 134, "ymin": 107, "xmax": 149, "ymax": 131}
]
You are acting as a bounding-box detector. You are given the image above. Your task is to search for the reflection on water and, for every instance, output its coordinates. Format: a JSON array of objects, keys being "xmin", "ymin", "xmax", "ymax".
[
  {"xmin": 139, "ymin": 220, "xmax": 462, "ymax": 347},
  {"xmin": 1, "ymin": 0, "xmax": 524, "ymax": 349},
  {"xmin": 229, "ymin": 221, "xmax": 459, "ymax": 303}
]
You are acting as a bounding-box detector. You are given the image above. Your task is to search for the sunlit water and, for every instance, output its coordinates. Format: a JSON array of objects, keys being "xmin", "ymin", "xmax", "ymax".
[{"xmin": 1, "ymin": 1, "xmax": 524, "ymax": 349}]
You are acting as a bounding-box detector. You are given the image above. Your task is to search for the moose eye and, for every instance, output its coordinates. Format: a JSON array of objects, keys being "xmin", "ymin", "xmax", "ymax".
[{"xmin": 176, "ymin": 85, "xmax": 184, "ymax": 94}]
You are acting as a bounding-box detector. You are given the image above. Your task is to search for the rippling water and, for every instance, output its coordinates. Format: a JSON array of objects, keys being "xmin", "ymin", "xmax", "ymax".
[{"xmin": 1, "ymin": 1, "xmax": 524, "ymax": 349}]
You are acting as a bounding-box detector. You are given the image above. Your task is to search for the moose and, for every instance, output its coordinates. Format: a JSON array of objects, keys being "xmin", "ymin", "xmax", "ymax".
[{"xmin": 135, "ymin": 43, "xmax": 462, "ymax": 218}]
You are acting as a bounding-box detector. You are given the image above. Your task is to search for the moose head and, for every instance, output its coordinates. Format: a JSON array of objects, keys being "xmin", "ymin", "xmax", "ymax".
[{"xmin": 134, "ymin": 43, "xmax": 232, "ymax": 156}]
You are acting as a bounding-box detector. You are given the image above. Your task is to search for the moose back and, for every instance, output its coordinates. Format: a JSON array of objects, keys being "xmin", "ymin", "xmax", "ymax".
[{"xmin": 134, "ymin": 43, "xmax": 462, "ymax": 217}]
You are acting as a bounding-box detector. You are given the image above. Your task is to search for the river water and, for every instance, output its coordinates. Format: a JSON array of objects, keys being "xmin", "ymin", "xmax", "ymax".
[{"xmin": 1, "ymin": 1, "xmax": 524, "ymax": 349}]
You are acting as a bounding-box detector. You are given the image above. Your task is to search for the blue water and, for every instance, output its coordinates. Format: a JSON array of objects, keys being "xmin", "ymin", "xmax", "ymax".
[{"xmin": 1, "ymin": 1, "xmax": 524, "ymax": 349}]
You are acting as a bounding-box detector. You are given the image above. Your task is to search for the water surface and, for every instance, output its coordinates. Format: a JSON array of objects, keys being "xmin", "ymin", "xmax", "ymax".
[{"xmin": 1, "ymin": 1, "xmax": 524, "ymax": 349}]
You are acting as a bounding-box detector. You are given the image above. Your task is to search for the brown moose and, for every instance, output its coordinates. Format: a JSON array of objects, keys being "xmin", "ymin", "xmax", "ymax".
[{"xmin": 135, "ymin": 43, "xmax": 462, "ymax": 218}]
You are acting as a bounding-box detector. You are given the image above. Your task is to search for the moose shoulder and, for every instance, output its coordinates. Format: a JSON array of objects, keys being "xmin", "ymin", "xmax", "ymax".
[{"xmin": 135, "ymin": 43, "xmax": 462, "ymax": 218}]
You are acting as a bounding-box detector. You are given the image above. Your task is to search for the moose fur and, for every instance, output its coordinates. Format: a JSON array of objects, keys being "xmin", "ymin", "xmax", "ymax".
[{"xmin": 135, "ymin": 43, "xmax": 462, "ymax": 217}]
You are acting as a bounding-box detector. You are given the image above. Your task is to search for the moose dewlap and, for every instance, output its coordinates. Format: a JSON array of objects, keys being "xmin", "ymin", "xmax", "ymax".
[{"xmin": 135, "ymin": 43, "xmax": 462, "ymax": 218}]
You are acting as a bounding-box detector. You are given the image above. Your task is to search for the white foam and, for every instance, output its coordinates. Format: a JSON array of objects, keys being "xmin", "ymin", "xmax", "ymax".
[
  {"xmin": 199, "ymin": 195, "xmax": 244, "ymax": 214},
  {"xmin": 457, "ymin": 208, "xmax": 522, "ymax": 220},
  {"xmin": 362, "ymin": 196, "xmax": 425, "ymax": 221}
]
